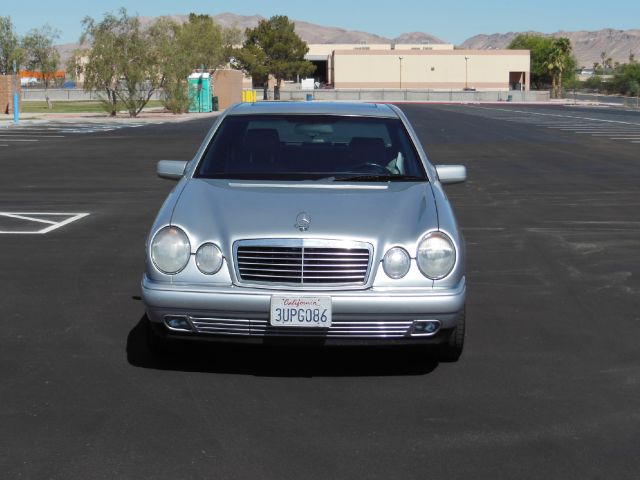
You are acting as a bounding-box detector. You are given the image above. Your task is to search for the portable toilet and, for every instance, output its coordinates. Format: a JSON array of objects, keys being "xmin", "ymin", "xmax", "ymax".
[{"xmin": 188, "ymin": 72, "xmax": 212, "ymax": 113}]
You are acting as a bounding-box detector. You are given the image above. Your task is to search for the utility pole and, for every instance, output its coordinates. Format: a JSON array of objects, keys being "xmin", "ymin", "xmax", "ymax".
[
  {"xmin": 399, "ymin": 56, "xmax": 403, "ymax": 90},
  {"xmin": 12, "ymin": 60, "xmax": 19, "ymax": 124},
  {"xmin": 464, "ymin": 56, "xmax": 469, "ymax": 90}
]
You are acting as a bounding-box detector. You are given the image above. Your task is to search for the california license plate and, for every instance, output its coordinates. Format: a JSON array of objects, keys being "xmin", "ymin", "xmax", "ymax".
[{"xmin": 270, "ymin": 296, "xmax": 332, "ymax": 327}]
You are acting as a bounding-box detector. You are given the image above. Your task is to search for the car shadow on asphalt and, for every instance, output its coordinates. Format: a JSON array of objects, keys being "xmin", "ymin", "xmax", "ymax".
[{"xmin": 126, "ymin": 316, "xmax": 439, "ymax": 377}]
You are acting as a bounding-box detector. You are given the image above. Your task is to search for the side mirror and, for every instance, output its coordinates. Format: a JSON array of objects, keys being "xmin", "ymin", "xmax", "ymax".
[
  {"xmin": 435, "ymin": 165, "xmax": 466, "ymax": 184},
  {"xmin": 157, "ymin": 160, "xmax": 188, "ymax": 180}
]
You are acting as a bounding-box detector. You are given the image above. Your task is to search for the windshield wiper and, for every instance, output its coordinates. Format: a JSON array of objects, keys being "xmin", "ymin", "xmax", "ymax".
[{"xmin": 333, "ymin": 174, "xmax": 425, "ymax": 182}]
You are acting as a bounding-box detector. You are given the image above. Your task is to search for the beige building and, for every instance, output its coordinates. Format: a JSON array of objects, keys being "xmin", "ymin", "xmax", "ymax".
[{"xmin": 305, "ymin": 44, "xmax": 530, "ymax": 91}]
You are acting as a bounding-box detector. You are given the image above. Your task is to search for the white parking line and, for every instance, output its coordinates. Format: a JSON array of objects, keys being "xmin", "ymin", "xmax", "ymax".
[
  {"xmin": 556, "ymin": 129, "xmax": 622, "ymax": 132},
  {"xmin": 0, "ymin": 135, "xmax": 65, "ymax": 138},
  {"xmin": 572, "ymin": 131, "xmax": 625, "ymax": 134},
  {"xmin": 1, "ymin": 213, "xmax": 58, "ymax": 225},
  {"xmin": 466, "ymin": 105, "xmax": 640, "ymax": 142},
  {"xmin": 475, "ymin": 106, "xmax": 640, "ymax": 126},
  {"xmin": 545, "ymin": 123, "xmax": 604, "ymax": 127},
  {"xmin": 0, "ymin": 212, "xmax": 90, "ymax": 234},
  {"xmin": 0, "ymin": 139, "xmax": 39, "ymax": 142},
  {"xmin": 592, "ymin": 134, "xmax": 640, "ymax": 137}
]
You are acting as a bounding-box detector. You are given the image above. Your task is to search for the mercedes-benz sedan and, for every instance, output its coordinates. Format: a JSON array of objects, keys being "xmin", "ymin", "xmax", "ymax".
[{"xmin": 142, "ymin": 102, "xmax": 467, "ymax": 361}]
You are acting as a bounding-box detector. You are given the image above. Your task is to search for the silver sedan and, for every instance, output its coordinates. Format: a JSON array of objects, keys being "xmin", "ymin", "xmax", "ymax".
[{"xmin": 142, "ymin": 102, "xmax": 467, "ymax": 361}]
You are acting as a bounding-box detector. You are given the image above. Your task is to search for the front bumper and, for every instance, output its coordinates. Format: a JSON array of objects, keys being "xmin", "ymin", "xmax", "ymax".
[{"xmin": 141, "ymin": 275, "xmax": 466, "ymax": 345}]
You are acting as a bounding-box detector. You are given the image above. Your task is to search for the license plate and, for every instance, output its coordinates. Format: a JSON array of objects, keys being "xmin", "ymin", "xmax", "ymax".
[{"xmin": 270, "ymin": 296, "xmax": 332, "ymax": 327}]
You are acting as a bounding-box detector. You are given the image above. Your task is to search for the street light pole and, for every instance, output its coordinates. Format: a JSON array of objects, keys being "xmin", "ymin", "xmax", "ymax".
[
  {"xmin": 399, "ymin": 56, "xmax": 403, "ymax": 90},
  {"xmin": 12, "ymin": 60, "xmax": 19, "ymax": 124},
  {"xmin": 464, "ymin": 56, "xmax": 469, "ymax": 90}
]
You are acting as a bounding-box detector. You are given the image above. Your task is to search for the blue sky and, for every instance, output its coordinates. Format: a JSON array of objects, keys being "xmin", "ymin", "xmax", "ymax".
[{"xmin": 6, "ymin": 0, "xmax": 640, "ymax": 45}]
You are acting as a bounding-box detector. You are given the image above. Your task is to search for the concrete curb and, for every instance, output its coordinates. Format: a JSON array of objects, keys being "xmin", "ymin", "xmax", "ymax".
[{"xmin": 0, "ymin": 110, "xmax": 221, "ymax": 125}]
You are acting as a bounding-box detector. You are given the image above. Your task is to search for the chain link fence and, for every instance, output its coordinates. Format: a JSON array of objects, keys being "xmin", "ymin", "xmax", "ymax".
[
  {"xmin": 561, "ymin": 90, "xmax": 640, "ymax": 108},
  {"xmin": 277, "ymin": 89, "xmax": 549, "ymax": 102},
  {"xmin": 22, "ymin": 88, "xmax": 164, "ymax": 101}
]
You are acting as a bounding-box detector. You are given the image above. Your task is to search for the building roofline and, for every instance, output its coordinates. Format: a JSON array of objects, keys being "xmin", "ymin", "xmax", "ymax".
[{"xmin": 332, "ymin": 49, "xmax": 530, "ymax": 56}]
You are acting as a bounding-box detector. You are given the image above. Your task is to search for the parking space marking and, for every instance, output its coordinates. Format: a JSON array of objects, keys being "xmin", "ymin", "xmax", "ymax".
[
  {"xmin": 0, "ymin": 121, "xmax": 167, "ymax": 148},
  {"xmin": 0, "ymin": 212, "xmax": 90, "ymax": 234},
  {"xmin": 0, "ymin": 139, "xmax": 39, "ymax": 142},
  {"xmin": 463, "ymin": 106, "xmax": 640, "ymax": 144},
  {"xmin": 0, "ymin": 135, "xmax": 65, "ymax": 138},
  {"xmin": 2, "ymin": 121, "xmax": 165, "ymax": 136}
]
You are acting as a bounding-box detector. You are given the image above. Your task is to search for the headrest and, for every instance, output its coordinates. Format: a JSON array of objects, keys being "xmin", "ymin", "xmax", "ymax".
[{"xmin": 244, "ymin": 128, "xmax": 280, "ymax": 147}]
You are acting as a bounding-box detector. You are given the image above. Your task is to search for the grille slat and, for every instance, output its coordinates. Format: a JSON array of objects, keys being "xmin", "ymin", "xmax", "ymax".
[
  {"xmin": 191, "ymin": 317, "xmax": 412, "ymax": 338},
  {"xmin": 235, "ymin": 241, "xmax": 372, "ymax": 286}
]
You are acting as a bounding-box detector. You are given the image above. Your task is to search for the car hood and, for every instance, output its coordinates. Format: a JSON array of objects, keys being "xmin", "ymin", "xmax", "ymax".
[{"xmin": 170, "ymin": 179, "xmax": 438, "ymax": 257}]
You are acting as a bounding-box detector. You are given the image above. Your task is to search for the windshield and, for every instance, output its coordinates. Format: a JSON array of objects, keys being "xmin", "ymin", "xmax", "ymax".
[{"xmin": 195, "ymin": 114, "xmax": 427, "ymax": 181}]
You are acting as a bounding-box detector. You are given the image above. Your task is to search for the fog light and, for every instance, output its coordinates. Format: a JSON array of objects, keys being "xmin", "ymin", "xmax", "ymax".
[
  {"xmin": 412, "ymin": 320, "xmax": 441, "ymax": 336},
  {"xmin": 164, "ymin": 315, "xmax": 192, "ymax": 332}
]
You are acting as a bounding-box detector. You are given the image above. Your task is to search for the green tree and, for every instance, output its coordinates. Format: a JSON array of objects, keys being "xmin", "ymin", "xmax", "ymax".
[
  {"xmin": 234, "ymin": 15, "xmax": 315, "ymax": 100},
  {"xmin": 233, "ymin": 40, "xmax": 270, "ymax": 100},
  {"xmin": 609, "ymin": 62, "xmax": 640, "ymax": 96},
  {"xmin": 0, "ymin": 16, "xmax": 24, "ymax": 74},
  {"xmin": 508, "ymin": 34, "xmax": 575, "ymax": 95},
  {"xmin": 23, "ymin": 25, "xmax": 60, "ymax": 91},
  {"xmin": 152, "ymin": 14, "xmax": 239, "ymax": 113},
  {"xmin": 564, "ymin": 74, "xmax": 580, "ymax": 100},
  {"xmin": 583, "ymin": 74, "xmax": 603, "ymax": 91},
  {"xmin": 629, "ymin": 80, "xmax": 640, "ymax": 98},
  {"xmin": 547, "ymin": 37, "xmax": 573, "ymax": 98},
  {"xmin": 508, "ymin": 34, "xmax": 554, "ymax": 89},
  {"xmin": 115, "ymin": 15, "xmax": 164, "ymax": 117},
  {"xmin": 79, "ymin": 12, "xmax": 126, "ymax": 115},
  {"xmin": 80, "ymin": 9, "xmax": 165, "ymax": 117}
]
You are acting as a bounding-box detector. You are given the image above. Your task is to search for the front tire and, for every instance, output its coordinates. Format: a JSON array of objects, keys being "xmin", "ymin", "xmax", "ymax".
[
  {"xmin": 437, "ymin": 307, "xmax": 466, "ymax": 362},
  {"xmin": 145, "ymin": 317, "xmax": 176, "ymax": 355}
]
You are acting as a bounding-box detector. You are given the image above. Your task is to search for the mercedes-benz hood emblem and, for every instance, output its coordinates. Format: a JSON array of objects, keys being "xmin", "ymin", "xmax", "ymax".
[{"xmin": 295, "ymin": 212, "xmax": 311, "ymax": 231}]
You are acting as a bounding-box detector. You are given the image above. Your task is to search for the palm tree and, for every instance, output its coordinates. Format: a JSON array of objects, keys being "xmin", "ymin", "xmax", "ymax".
[{"xmin": 548, "ymin": 38, "xmax": 572, "ymax": 98}]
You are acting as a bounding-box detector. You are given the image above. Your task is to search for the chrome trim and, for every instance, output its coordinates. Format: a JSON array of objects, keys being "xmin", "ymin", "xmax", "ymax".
[
  {"xmin": 228, "ymin": 182, "xmax": 388, "ymax": 190},
  {"xmin": 190, "ymin": 316, "xmax": 413, "ymax": 338},
  {"xmin": 233, "ymin": 239, "xmax": 374, "ymax": 289}
]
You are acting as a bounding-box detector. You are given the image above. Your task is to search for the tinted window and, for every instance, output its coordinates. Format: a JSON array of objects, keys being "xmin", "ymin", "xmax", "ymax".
[{"xmin": 195, "ymin": 115, "xmax": 426, "ymax": 181}]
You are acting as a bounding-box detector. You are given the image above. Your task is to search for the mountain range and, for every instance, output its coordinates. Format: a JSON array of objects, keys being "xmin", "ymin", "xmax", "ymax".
[
  {"xmin": 461, "ymin": 29, "xmax": 640, "ymax": 67},
  {"xmin": 56, "ymin": 13, "xmax": 640, "ymax": 68}
]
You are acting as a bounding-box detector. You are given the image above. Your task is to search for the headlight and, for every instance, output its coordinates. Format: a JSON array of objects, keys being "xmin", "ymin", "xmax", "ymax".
[
  {"xmin": 417, "ymin": 232, "xmax": 456, "ymax": 279},
  {"xmin": 383, "ymin": 247, "xmax": 411, "ymax": 279},
  {"xmin": 150, "ymin": 226, "xmax": 191, "ymax": 274},
  {"xmin": 196, "ymin": 243, "xmax": 223, "ymax": 275}
]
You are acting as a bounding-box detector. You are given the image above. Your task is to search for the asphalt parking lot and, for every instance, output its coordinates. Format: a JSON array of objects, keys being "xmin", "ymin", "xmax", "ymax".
[{"xmin": 1, "ymin": 103, "xmax": 639, "ymax": 479}]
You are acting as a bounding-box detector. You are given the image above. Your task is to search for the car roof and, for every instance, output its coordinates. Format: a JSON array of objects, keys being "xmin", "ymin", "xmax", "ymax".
[{"xmin": 227, "ymin": 101, "xmax": 399, "ymax": 118}]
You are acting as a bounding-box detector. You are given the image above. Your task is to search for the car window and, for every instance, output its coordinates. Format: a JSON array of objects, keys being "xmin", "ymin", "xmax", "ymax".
[{"xmin": 195, "ymin": 115, "xmax": 427, "ymax": 181}]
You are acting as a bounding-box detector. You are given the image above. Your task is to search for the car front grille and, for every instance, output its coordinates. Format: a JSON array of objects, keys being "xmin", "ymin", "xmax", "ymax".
[
  {"xmin": 190, "ymin": 316, "xmax": 413, "ymax": 338},
  {"xmin": 235, "ymin": 240, "xmax": 372, "ymax": 286}
]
